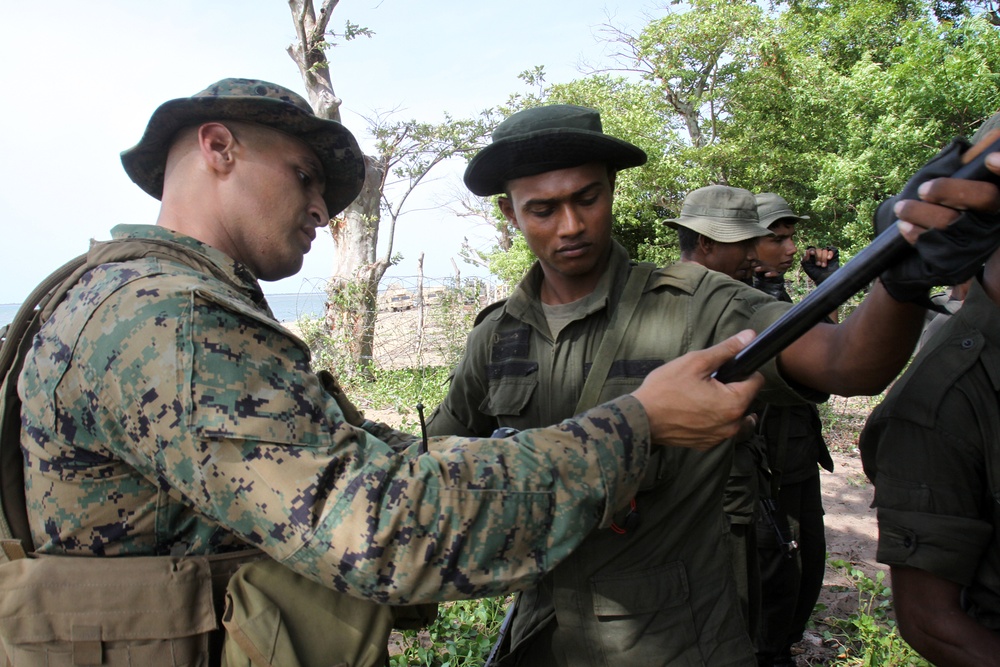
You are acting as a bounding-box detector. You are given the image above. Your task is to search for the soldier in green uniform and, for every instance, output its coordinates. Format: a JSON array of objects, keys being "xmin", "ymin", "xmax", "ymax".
[
  {"xmin": 4, "ymin": 80, "xmax": 771, "ymax": 666},
  {"xmin": 859, "ymin": 117, "xmax": 1000, "ymax": 667},
  {"xmin": 667, "ymin": 184, "xmax": 773, "ymax": 640},
  {"xmin": 750, "ymin": 192, "xmax": 837, "ymax": 667},
  {"xmin": 427, "ymin": 103, "xmax": 999, "ymax": 666},
  {"xmin": 859, "ymin": 252, "xmax": 1000, "ymax": 666}
]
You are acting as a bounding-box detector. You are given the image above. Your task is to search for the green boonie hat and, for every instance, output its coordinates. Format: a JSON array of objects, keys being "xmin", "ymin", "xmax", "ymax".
[
  {"xmin": 121, "ymin": 78, "xmax": 366, "ymax": 217},
  {"xmin": 754, "ymin": 192, "xmax": 810, "ymax": 229},
  {"xmin": 664, "ymin": 185, "xmax": 772, "ymax": 242},
  {"xmin": 463, "ymin": 104, "xmax": 647, "ymax": 196}
]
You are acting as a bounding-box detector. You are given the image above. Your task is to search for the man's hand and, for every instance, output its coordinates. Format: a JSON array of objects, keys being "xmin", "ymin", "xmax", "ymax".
[
  {"xmin": 317, "ymin": 369, "xmax": 366, "ymax": 426},
  {"xmin": 801, "ymin": 246, "xmax": 839, "ymax": 285},
  {"xmin": 752, "ymin": 270, "xmax": 787, "ymax": 299},
  {"xmin": 631, "ymin": 330, "xmax": 764, "ymax": 451},
  {"xmin": 876, "ymin": 138, "xmax": 1000, "ymax": 305}
]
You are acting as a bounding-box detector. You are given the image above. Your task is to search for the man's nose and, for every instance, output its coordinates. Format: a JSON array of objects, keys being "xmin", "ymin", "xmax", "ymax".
[
  {"xmin": 310, "ymin": 194, "xmax": 329, "ymax": 225},
  {"xmin": 557, "ymin": 206, "xmax": 585, "ymax": 236}
]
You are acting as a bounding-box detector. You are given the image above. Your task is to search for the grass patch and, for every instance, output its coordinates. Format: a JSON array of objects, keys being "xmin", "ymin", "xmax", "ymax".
[{"xmin": 823, "ymin": 561, "xmax": 930, "ymax": 667}]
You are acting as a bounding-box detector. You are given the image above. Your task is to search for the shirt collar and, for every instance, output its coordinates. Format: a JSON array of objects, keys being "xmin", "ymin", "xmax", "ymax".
[
  {"xmin": 110, "ymin": 224, "xmax": 266, "ymax": 307},
  {"xmin": 505, "ymin": 240, "xmax": 632, "ymax": 328}
]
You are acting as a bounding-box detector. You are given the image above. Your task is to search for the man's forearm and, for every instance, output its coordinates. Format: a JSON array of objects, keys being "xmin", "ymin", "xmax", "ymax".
[
  {"xmin": 893, "ymin": 566, "xmax": 1000, "ymax": 667},
  {"xmin": 778, "ymin": 281, "xmax": 924, "ymax": 396}
]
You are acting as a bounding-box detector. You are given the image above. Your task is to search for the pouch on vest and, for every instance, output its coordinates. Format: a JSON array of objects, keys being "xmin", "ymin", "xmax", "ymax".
[
  {"xmin": 221, "ymin": 558, "xmax": 397, "ymax": 667},
  {"xmin": 0, "ymin": 554, "xmax": 217, "ymax": 667}
]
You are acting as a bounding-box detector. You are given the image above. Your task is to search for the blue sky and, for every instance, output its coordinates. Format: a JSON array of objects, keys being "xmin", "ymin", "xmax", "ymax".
[{"xmin": 0, "ymin": 0, "xmax": 654, "ymax": 304}]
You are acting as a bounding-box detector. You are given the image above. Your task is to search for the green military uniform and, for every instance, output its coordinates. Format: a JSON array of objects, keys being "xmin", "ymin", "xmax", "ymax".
[
  {"xmin": 18, "ymin": 224, "xmax": 654, "ymax": 604},
  {"xmin": 860, "ymin": 278, "xmax": 1000, "ymax": 630},
  {"xmin": 747, "ymin": 280, "xmax": 834, "ymax": 666},
  {"xmin": 428, "ymin": 242, "xmax": 812, "ymax": 666}
]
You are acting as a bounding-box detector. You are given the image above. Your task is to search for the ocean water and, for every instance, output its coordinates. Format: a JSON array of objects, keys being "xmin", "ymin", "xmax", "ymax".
[
  {"xmin": 265, "ymin": 292, "xmax": 328, "ymax": 322},
  {"xmin": 0, "ymin": 292, "xmax": 329, "ymax": 329}
]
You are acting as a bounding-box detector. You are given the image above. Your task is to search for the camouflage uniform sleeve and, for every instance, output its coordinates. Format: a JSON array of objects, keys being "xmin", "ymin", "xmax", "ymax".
[
  {"xmin": 358, "ymin": 418, "xmax": 417, "ymax": 452},
  {"xmin": 85, "ymin": 286, "xmax": 651, "ymax": 603}
]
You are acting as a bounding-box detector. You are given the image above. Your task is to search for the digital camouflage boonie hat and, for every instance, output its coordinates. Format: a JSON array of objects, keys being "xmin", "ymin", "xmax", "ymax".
[
  {"xmin": 754, "ymin": 192, "xmax": 810, "ymax": 229},
  {"xmin": 121, "ymin": 78, "xmax": 366, "ymax": 217},
  {"xmin": 664, "ymin": 185, "xmax": 772, "ymax": 242},
  {"xmin": 464, "ymin": 104, "xmax": 647, "ymax": 196}
]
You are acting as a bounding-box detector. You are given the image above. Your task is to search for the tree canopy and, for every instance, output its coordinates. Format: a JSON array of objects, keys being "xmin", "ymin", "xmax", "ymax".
[{"xmin": 479, "ymin": 0, "xmax": 1000, "ymax": 281}]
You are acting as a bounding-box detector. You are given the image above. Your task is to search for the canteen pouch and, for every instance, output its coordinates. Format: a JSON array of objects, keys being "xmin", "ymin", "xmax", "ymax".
[
  {"xmin": 221, "ymin": 558, "xmax": 396, "ymax": 667},
  {"xmin": 0, "ymin": 555, "xmax": 216, "ymax": 666}
]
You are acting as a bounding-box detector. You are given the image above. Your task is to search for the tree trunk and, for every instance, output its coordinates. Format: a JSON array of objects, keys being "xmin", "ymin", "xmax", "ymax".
[{"xmin": 286, "ymin": 0, "xmax": 389, "ymax": 374}]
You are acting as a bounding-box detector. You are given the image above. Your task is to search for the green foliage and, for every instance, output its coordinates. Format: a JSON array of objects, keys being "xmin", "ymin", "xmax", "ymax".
[
  {"xmin": 390, "ymin": 597, "xmax": 510, "ymax": 667},
  {"xmin": 427, "ymin": 281, "xmax": 485, "ymax": 369},
  {"xmin": 486, "ymin": 234, "xmax": 535, "ymax": 286},
  {"xmin": 342, "ymin": 366, "xmax": 451, "ymax": 435},
  {"xmin": 390, "ymin": 597, "xmax": 510, "ymax": 666},
  {"xmin": 824, "ymin": 561, "xmax": 931, "ymax": 666},
  {"xmin": 297, "ymin": 313, "xmax": 357, "ymax": 377},
  {"xmin": 470, "ymin": 0, "xmax": 1000, "ymax": 279}
]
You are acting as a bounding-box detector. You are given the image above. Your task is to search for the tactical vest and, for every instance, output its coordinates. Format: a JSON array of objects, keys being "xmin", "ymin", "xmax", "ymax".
[{"xmin": 0, "ymin": 236, "xmax": 418, "ymax": 667}]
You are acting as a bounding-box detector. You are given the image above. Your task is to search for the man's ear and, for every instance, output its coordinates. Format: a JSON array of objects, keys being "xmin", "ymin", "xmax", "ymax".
[
  {"xmin": 698, "ymin": 234, "xmax": 716, "ymax": 255},
  {"xmin": 197, "ymin": 122, "xmax": 238, "ymax": 175},
  {"xmin": 498, "ymin": 196, "xmax": 520, "ymax": 231}
]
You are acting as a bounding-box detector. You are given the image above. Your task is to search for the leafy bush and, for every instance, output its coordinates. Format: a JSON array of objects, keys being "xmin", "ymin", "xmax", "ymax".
[
  {"xmin": 824, "ymin": 560, "xmax": 930, "ymax": 667},
  {"xmin": 390, "ymin": 596, "xmax": 511, "ymax": 666}
]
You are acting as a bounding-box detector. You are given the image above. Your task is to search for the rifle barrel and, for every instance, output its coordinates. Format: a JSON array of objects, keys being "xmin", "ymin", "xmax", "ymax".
[{"xmin": 714, "ymin": 136, "xmax": 1000, "ymax": 384}]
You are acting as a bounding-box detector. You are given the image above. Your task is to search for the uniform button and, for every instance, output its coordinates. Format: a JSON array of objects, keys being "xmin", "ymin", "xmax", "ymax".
[
  {"xmin": 962, "ymin": 338, "xmax": 975, "ymax": 349},
  {"xmin": 903, "ymin": 536, "xmax": 913, "ymax": 548}
]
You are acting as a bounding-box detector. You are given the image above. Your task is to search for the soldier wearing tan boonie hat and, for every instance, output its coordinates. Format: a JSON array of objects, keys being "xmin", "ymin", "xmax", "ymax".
[{"xmin": 668, "ymin": 185, "xmax": 772, "ymax": 283}]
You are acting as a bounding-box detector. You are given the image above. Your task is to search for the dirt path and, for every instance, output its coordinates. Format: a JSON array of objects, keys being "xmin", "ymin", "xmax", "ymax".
[{"xmin": 791, "ymin": 449, "xmax": 883, "ymax": 664}]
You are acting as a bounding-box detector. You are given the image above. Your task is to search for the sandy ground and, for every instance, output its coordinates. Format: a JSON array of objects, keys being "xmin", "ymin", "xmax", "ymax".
[{"xmin": 794, "ymin": 448, "xmax": 884, "ymax": 664}]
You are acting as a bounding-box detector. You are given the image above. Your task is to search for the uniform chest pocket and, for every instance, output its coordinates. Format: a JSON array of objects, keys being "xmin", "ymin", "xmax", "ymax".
[
  {"xmin": 481, "ymin": 376, "xmax": 538, "ymax": 418},
  {"xmin": 586, "ymin": 358, "xmax": 665, "ymax": 396}
]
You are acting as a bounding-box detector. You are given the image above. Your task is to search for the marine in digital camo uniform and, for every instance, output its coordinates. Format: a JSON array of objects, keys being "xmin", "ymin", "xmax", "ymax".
[
  {"xmin": 6, "ymin": 79, "xmax": 768, "ymax": 665},
  {"xmin": 426, "ymin": 103, "xmax": 947, "ymax": 666}
]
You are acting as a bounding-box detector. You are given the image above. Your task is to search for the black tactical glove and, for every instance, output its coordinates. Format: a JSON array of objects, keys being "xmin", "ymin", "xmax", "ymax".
[
  {"xmin": 317, "ymin": 369, "xmax": 366, "ymax": 426},
  {"xmin": 752, "ymin": 272, "xmax": 790, "ymax": 302},
  {"xmin": 801, "ymin": 247, "xmax": 840, "ymax": 285},
  {"xmin": 874, "ymin": 138, "xmax": 1000, "ymax": 307}
]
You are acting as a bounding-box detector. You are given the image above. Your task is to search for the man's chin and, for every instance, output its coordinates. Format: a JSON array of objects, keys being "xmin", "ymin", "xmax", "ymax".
[{"xmin": 260, "ymin": 259, "xmax": 305, "ymax": 282}]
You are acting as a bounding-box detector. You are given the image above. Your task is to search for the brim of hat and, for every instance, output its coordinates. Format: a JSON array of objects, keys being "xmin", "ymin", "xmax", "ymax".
[
  {"xmin": 120, "ymin": 96, "xmax": 366, "ymax": 217},
  {"xmin": 758, "ymin": 210, "xmax": 810, "ymax": 228},
  {"xmin": 464, "ymin": 128, "xmax": 647, "ymax": 196},
  {"xmin": 664, "ymin": 215, "xmax": 773, "ymax": 242}
]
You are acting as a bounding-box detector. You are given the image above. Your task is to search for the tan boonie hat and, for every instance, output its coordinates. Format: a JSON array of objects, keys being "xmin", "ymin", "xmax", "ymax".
[
  {"xmin": 664, "ymin": 185, "xmax": 772, "ymax": 242},
  {"xmin": 754, "ymin": 192, "xmax": 810, "ymax": 229},
  {"xmin": 121, "ymin": 78, "xmax": 366, "ymax": 217},
  {"xmin": 971, "ymin": 110, "xmax": 1000, "ymax": 145},
  {"xmin": 464, "ymin": 104, "xmax": 647, "ymax": 196}
]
